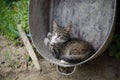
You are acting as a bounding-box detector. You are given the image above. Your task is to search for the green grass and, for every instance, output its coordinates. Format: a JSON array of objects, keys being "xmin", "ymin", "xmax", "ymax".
[{"xmin": 0, "ymin": 0, "xmax": 29, "ymax": 41}]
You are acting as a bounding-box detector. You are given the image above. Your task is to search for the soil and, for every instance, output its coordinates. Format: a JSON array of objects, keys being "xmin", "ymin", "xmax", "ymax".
[{"xmin": 0, "ymin": 36, "xmax": 120, "ymax": 80}]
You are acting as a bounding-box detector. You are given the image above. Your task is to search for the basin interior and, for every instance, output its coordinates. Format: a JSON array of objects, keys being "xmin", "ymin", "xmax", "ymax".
[{"xmin": 29, "ymin": 0, "xmax": 116, "ymax": 67}]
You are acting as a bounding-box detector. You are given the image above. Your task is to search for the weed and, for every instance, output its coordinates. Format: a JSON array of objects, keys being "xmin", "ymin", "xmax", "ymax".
[
  {"xmin": 108, "ymin": 34, "xmax": 120, "ymax": 58},
  {"xmin": 0, "ymin": 0, "xmax": 29, "ymax": 41}
]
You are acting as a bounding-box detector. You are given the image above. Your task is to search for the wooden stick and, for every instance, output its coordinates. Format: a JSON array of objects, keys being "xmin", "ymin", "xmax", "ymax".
[{"xmin": 17, "ymin": 24, "xmax": 40, "ymax": 70}]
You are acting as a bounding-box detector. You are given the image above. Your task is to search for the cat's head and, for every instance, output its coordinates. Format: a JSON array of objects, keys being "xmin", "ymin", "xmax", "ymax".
[{"xmin": 50, "ymin": 21, "xmax": 72, "ymax": 44}]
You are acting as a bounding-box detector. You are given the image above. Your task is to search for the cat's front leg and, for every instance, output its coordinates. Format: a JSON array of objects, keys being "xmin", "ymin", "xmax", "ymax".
[
  {"xmin": 44, "ymin": 37, "xmax": 50, "ymax": 46},
  {"xmin": 47, "ymin": 32, "xmax": 52, "ymax": 39},
  {"xmin": 44, "ymin": 32, "xmax": 52, "ymax": 46}
]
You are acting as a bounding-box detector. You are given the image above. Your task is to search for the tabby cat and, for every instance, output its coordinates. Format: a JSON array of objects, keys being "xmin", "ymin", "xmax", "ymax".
[{"xmin": 44, "ymin": 21, "xmax": 93, "ymax": 63}]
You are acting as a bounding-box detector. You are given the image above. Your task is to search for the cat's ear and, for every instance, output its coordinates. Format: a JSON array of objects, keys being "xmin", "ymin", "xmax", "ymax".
[
  {"xmin": 66, "ymin": 22, "xmax": 72, "ymax": 32},
  {"xmin": 53, "ymin": 21, "xmax": 58, "ymax": 30}
]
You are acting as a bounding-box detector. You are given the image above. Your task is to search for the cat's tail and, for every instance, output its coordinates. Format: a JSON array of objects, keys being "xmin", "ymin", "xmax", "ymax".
[
  {"xmin": 59, "ymin": 54, "xmax": 91, "ymax": 64},
  {"xmin": 59, "ymin": 48, "xmax": 94, "ymax": 64},
  {"xmin": 59, "ymin": 55, "xmax": 84, "ymax": 64}
]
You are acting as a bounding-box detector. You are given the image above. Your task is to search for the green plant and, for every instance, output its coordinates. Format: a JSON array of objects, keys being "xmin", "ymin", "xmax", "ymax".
[
  {"xmin": 0, "ymin": 0, "xmax": 17, "ymax": 40},
  {"xmin": 0, "ymin": 0, "xmax": 29, "ymax": 41},
  {"xmin": 13, "ymin": 0, "xmax": 29, "ymax": 33},
  {"xmin": 108, "ymin": 34, "xmax": 120, "ymax": 58}
]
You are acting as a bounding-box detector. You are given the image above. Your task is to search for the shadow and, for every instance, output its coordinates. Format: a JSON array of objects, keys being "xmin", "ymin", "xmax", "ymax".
[
  {"xmin": 68, "ymin": 53, "xmax": 120, "ymax": 80},
  {"xmin": 116, "ymin": 0, "xmax": 120, "ymax": 34}
]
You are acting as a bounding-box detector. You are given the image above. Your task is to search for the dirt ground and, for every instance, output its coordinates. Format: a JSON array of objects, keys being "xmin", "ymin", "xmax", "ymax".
[{"xmin": 0, "ymin": 36, "xmax": 120, "ymax": 80}]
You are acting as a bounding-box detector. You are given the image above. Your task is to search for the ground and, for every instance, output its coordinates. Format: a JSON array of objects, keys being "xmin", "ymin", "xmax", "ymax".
[{"xmin": 0, "ymin": 36, "xmax": 120, "ymax": 80}]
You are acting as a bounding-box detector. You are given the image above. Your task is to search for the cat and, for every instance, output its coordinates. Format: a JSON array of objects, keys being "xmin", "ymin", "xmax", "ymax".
[
  {"xmin": 44, "ymin": 21, "xmax": 93, "ymax": 63},
  {"xmin": 44, "ymin": 21, "xmax": 72, "ymax": 58}
]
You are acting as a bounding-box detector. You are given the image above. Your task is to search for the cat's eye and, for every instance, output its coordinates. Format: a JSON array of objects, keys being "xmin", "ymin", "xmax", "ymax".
[
  {"xmin": 58, "ymin": 35, "xmax": 60, "ymax": 37},
  {"xmin": 60, "ymin": 36, "xmax": 64, "ymax": 38}
]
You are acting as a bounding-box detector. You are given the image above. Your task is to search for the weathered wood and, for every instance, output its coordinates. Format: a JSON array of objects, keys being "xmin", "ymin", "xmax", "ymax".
[{"xmin": 17, "ymin": 24, "xmax": 40, "ymax": 70}]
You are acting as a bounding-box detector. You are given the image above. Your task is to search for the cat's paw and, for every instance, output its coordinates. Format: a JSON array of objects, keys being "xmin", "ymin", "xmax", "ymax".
[
  {"xmin": 60, "ymin": 60, "xmax": 69, "ymax": 64},
  {"xmin": 44, "ymin": 38, "xmax": 50, "ymax": 46},
  {"xmin": 47, "ymin": 32, "xmax": 52, "ymax": 37}
]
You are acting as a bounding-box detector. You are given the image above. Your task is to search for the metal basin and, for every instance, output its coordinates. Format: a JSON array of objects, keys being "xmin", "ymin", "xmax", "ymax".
[{"xmin": 29, "ymin": 0, "xmax": 116, "ymax": 67}]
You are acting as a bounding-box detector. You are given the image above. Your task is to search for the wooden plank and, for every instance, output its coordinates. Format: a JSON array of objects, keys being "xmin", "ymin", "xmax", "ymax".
[{"xmin": 17, "ymin": 24, "xmax": 40, "ymax": 70}]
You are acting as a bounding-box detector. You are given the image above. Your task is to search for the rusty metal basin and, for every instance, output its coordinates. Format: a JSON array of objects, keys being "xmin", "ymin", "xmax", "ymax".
[{"xmin": 29, "ymin": 0, "xmax": 116, "ymax": 67}]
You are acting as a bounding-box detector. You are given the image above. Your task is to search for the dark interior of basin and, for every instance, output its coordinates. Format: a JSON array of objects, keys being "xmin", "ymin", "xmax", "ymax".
[{"xmin": 29, "ymin": 0, "xmax": 116, "ymax": 66}]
